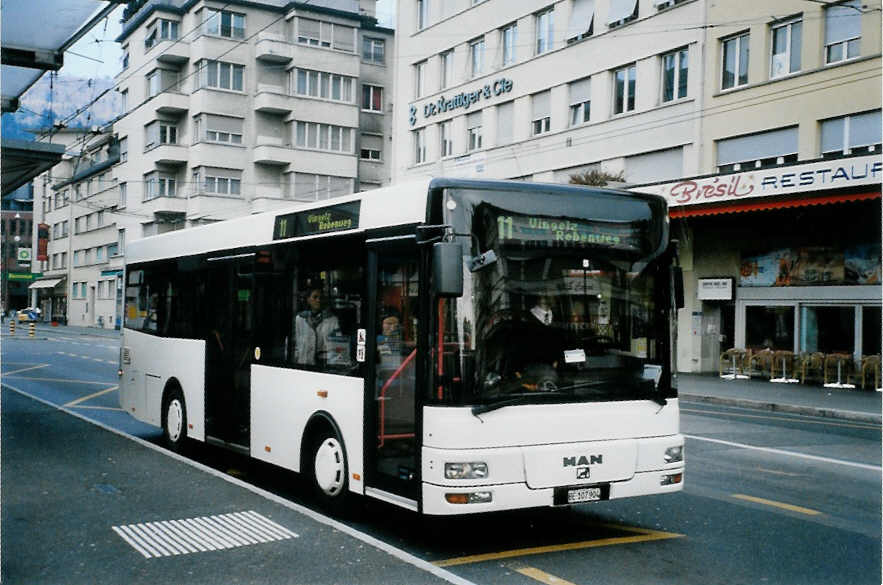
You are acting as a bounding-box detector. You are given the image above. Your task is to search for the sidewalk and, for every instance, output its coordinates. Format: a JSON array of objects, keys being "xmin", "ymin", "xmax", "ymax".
[{"xmin": 679, "ymin": 373, "xmax": 882, "ymax": 424}]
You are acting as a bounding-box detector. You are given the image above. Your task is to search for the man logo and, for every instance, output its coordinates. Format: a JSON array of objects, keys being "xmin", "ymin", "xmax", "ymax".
[{"xmin": 576, "ymin": 467, "xmax": 590, "ymax": 480}]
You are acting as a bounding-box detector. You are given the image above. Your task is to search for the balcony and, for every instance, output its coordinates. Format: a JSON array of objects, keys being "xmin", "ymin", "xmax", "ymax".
[
  {"xmin": 292, "ymin": 44, "xmax": 359, "ymax": 78},
  {"xmin": 256, "ymin": 32, "xmax": 291, "ymax": 63},
  {"xmin": 253, "ymin": 144, "xmax": 294, "ymax": 166},
  {"xmin": 141, "ymin": 194, "xmax": 187, "ymax": 216},
  {"xmin": 144, "ymin": 144, "xmax": 188, "ymax": 166},
  {"xmin": 152, "ymin": 39, "xmax": 190, "ymax": 65},
  {"xmin": 254, "ymin": 90, "xmax": 293, "ymax": 115},
  {"xmin": 153, "ymin": 91, "xmax": 189, "ymax": 115}
]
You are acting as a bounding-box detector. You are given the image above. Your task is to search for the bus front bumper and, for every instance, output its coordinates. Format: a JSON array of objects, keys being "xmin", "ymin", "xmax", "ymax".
[{"xmin": 421, "ymin": 467, "xmax": 684, "ymax": 515}]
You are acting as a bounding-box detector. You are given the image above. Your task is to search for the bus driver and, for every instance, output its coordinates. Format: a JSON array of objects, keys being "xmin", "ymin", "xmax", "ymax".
[{"xmin": 294, "ymin": 287, "xmax": 342, "ymax": 366}]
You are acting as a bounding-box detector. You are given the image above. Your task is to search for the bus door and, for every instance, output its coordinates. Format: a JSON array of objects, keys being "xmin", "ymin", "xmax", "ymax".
[
  {"xmin": 365, "ymin": 239, "xmax": 421, "ymax": 500},
  {"xmin": 204, "ymin": 255, "xmax": 254, "ymax": 449}
]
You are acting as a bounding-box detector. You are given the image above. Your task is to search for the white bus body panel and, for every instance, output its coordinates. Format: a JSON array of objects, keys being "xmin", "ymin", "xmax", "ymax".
[
  {"xmin": 250, "ymin": 365, "xmax": 365, "ymax": 495},
  {"xmin": 421, "ymin": 399, "xmax": 684, "ymax": 515},
  {"xmin": 119, "ymin": 329, "xmax": 206, "ymax": 441}
]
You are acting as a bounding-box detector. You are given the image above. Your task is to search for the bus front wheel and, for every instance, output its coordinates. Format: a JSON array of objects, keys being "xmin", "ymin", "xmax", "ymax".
[
  {"xmin": 162, "ymin": 387, "xmax": 188, "ymax": 453},
  {"xmin": 309, "ymin": 430, "xmax": 349, "ymax": 507}
]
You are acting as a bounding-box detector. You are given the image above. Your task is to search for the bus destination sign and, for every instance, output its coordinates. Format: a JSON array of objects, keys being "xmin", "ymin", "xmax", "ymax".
[
  {"xmin": 495, "ymin": 213, "xmax": 643, "ymax": 252},
  {"xmin": 274, "ymin": 201, "xmax": 361, "ymax": 240}
]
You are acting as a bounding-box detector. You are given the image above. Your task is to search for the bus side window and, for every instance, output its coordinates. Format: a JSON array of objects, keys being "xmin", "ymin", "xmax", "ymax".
[{"xmin": 292, "ymin": 262, "xmax": 362, "ymax": 372}]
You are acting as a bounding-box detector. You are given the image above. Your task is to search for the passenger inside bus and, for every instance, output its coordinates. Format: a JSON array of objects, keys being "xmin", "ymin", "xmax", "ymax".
[{"xmin": 293, "ymin": 287, "xmax": 344, "ymax": 366}]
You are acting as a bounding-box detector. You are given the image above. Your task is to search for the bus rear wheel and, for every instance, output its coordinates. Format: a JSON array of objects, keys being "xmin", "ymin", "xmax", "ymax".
[
  {"xmin": 162, "ymin": 387, "xmax": 188, "ymax": 453},
  {"xmin": 309, "ymin": 430, "xmax": 349, "ymax": 508}
]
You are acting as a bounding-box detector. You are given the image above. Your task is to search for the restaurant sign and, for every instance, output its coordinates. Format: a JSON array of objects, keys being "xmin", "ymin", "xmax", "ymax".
[{"xmin": 635, "ymin": 155, "xmax": 882, "ymax": 207}]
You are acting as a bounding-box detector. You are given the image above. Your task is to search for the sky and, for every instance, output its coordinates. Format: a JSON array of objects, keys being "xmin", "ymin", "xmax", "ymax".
[{"xmin": 61, "ymin": 1, "xmax": 396, "ymax": 79}]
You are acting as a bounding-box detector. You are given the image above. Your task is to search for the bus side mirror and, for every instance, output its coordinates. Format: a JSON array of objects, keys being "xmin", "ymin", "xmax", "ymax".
[
  {"xmin": 671, "ymin": 266, "xmax": 684, "ymax": 309},
  {"xmin": 433, "ymin": 242, "xmax": 463, "ymax": 297}
]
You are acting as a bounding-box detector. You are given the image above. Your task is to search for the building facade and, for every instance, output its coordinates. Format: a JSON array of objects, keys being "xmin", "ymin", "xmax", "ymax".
[
  {"xmin": 1, "ymin": 185, "xmax": 35, "ymax": 314},
  {"xmin": 114, "ymin": 0, "xmax": 394, "ymax": 240},
  {"xmin": 637, "ymin": 0, "xmax": 882, "ymax": 374},
  {"xmin": 30, "ymin": 128, "xmax": 128, "ymax": 327},
  {"xmin": 392, "ymin": 0, "xmax": 882, "ymax": 374}
]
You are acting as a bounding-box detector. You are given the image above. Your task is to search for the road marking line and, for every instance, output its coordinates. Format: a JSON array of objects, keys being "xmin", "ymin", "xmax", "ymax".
[
  {"xmin": 755, "ymin": 467, "xmax": 802, "ymax": 477},
  {"xmin": 731, "ymin": 494, "xmax": 822, "ymax": 516},
  {"xmin": 68, "ymin": 405, "xmax": 125, "ymax": 412},
  {"xmin": 1, "ymin": 382, "xmax": 479, "ymax": 585},
  {"xmin": 684, "ymin": 434, "xmax": 881, "ymax": 471},
  {"xmin": 682, "ymin": 407, "xmax": 881, "ymax": 430},
  {"xmin": 1, "ymin": 376, "xmax": 111, "ymax": 385},
  {"xmin": 433, "ymin": 528, "xmax": 683, "ymax": 567},
  {"xmin": 513, "ymin": 565, "xmax": 578, "ymax": 585},
  {"xmin": 64, "ymin": 385, "xmax": 119, "ymax": 407},
  {"xmin": 2, "ymin": 364, "xmax": 49, "ymax": 376},
  {"xmin": 112, "ymin": 511, "xmax": 298, "ymax": 559}
]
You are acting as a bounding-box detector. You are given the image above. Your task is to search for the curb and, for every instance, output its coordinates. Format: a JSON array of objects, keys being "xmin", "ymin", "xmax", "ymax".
[{"xmin": 681, "ymin": 393, "xmax": 882, "ymax": 425}]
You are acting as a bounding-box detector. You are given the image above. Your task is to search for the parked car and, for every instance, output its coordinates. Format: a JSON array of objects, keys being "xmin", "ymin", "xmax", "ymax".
[{"xmin": 17, "ymin": 308, "xmax": 40, "ymax": 322}]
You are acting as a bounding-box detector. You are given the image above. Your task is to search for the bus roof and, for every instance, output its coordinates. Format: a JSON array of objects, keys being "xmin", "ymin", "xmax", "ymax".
[{"xmin": 125, "ymin": 178, "xmax": 434, "ymax": 265}]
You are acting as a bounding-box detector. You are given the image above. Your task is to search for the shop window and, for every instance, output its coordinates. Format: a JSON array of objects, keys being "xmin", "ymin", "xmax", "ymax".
[
  {"xmin": 799, "ymin": 306, "xmax": 855, "ymax": 354},
  {"xmin": 745, "ymin": 306, "xmax": 794, "ymax": 351}
]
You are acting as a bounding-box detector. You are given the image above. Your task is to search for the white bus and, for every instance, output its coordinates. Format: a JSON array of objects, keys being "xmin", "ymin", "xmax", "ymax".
[{"xmin": 120, "ymin": 178, "xmax": 685, "ymax": 515}]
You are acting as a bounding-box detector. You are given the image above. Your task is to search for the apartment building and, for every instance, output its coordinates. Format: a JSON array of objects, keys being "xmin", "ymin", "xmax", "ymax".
[
  {"xmin": 393, "ymin": 0, "xmax": 881, "ymax": 373},
  {"xmin": 30, "ymin": 128, "xmax": 129, "ymax": 327},
  {"xmin": 1, "ymin": 185, "xmax": 34, "ymax": 314},
  {"xmin": 114, "ymin": 0, "xmax": 394, "ymax": 239},
  {"xmin": 636, "ymin": 0, "xmax": 882, "ymax": 373},
  {"xmin": 392, "ymin": 0, "xmax": 705, "ymax": 184}
]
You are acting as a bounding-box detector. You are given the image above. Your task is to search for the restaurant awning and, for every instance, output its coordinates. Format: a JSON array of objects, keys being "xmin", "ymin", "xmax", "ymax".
[
  {"xmin": 669, "ymin": 190, "xmax": 881, "ymax": 219},
  {"xmin": 29, "ymin": 278, "xmax": 64, "ymax": 290}
]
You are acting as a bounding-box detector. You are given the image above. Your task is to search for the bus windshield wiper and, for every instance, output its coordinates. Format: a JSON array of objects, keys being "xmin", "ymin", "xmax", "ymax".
[{"xmin": 471, "ymin": 392, "xmax": 567, "ymax": 415}]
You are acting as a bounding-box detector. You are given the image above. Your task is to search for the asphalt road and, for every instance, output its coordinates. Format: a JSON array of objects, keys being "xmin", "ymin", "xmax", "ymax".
[{"xmin": 2, "ymin": 331, "xmax": 881, "ymax": 585}]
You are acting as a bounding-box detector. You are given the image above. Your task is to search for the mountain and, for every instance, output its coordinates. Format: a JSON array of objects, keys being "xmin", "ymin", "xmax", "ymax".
[{"xmin": 1, "ymin": 74, "xmax": 121, "ymax": 141}]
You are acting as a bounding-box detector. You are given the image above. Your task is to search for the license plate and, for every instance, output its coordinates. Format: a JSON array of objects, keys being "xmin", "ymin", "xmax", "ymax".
[{"xmin": 567, "ymin": 487, "xmax": 602, "ymax": 503}]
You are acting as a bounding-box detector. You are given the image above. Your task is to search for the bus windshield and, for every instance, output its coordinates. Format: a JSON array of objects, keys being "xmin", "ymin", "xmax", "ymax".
[{"xmin": 433, "ymin": 186, "xmax": 672, "ymax": 408}]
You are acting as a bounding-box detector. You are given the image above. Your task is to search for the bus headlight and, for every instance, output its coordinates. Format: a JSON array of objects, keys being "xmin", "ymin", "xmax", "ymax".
[
  {"xmin": 445, "ymin": 462, "xmax": 488, "ymax": 480},
  {"xmin": 664, "ymin": 445, "xmax": 683, "ymax": 463}
]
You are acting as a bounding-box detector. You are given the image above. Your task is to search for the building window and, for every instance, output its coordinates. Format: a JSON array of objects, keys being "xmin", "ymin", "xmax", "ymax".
[
  {"xmin": 825, "ymin": 0, "xmax": 861, "ymax": 64},
  {"xmin": 467, "ymin": 111, "xmax": 483, "ymax": 151},
  {"xmin": 147, "ymin": 70, "xmax": 161, "ymax": 97},
  {"xmin": 569, "ymin": 77, "xmax": 591, "ymax": 126},
  {"xmin": 145, "ymin": 121, "xmax": 178, "ymax": 150},
  {"xmin": 716, "ymin": 126, "xmax": 798, "ymax": 173},
  {"xmin": 770, "ymin": 18, "xmax": 801, "ymax": 78},
  {"xmin": 118, "ymin": 229, "xmax": 126, "ymax": 256},
  {"xmin": 146, "ymin": 18, "xmax": 179, "ymax": 49},
  {"xmin": 360, "ymin": 134, "xmax": 383, "ymax": 161},
  {"xmin": 292, "ymin": 173, "xmax": 352, "ymax": 202},
  {"xmin": 197, "ymin": 60, "xmax": 244, "ymax": 92},
  {"xmin": 470, "ymin": 37, "xmax": 485, "ymax": 78},
  {"xmin": 196, "ymin": 114, "xmax": 244, "ymax": 145},
  {"xmin": 535, "ymin": 8, "xmax": 554, "ymax": 55},
  {"xmin": 204, "ymin": 8, "xmax": 245, "ymax": 39},
  {"xmin": 820, "ymin": 110, "xmax": 882, "ymax": 158},
  {"xmin": 501, "ymin": 23, "xmax": 517, "ymax": 67},
  {"xmin": 143, "ymin": 173, "xmax": 177, "ymax": 201},
  {"xmin": 440, "ymin": 120, "xmax": 453, "ymax": 157},
  {"xmin": 440, "ymin": 50, "xmax": 454, "ymax": 89},
  {"xmin": 613, "ymin": 63, "xmax": 636, "ymax": 114},
  {"xmin": 721, "ymin": 32, "xmax": 749, "ymax": 90},
  {"xmin": 120, "ymin": 89, "xmax": 128, "ymax": 113},
  {"xmin": 194, "ymin": 168, "xmax": 242, "ymax": 196},
  {"xmin": 531, "ymin": 91, "xmax": 551, "ymax": 135},
  {"xmin": 414, "ymin": 128, "xmax": 426, "ymax": 163},
  {"xmin": 362, "ymin": 85, "xmax": 383, "ymax": 112},
  {"xmin": 496, "ymin": 101, "xmax": 513, "ymax": 145},
  {"xmin": 119, "ymin": 137, "xmax": 128, "ymax": 162},
  {"xmin": 417, "ymin": 0, "xmax": 430, "ymax": 29},
  {"xmin": 608, "ymin": 0, "xmax": 639, "ymax": 27},
  {"xmin": 121, "ymin": 49, "xmax": 129, "ymax": 70},
  {"xmin": 295, "ymin": 122, "xmax": 353, "ymax": 153},
  {"xmin": 567, "ymin": 0, "xmax": 595, "ymax": 43},
  {"xmin": 119, "ymin": 183, "xmax": 127, "ymax": 208},
  {"xmin": 294, "ymin": 69, "xmax": 354, "ymax": 102},
  {"xmin": 363, "ymin": 37, "xmax": 385, "ymax": 64},
  {"xmin": 662, "ymin": 47, "xmax": 688, "ymax": 102},
  {"xmin": 415, "ymin": 61, "xmax": 426, "ymax": 98}
]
